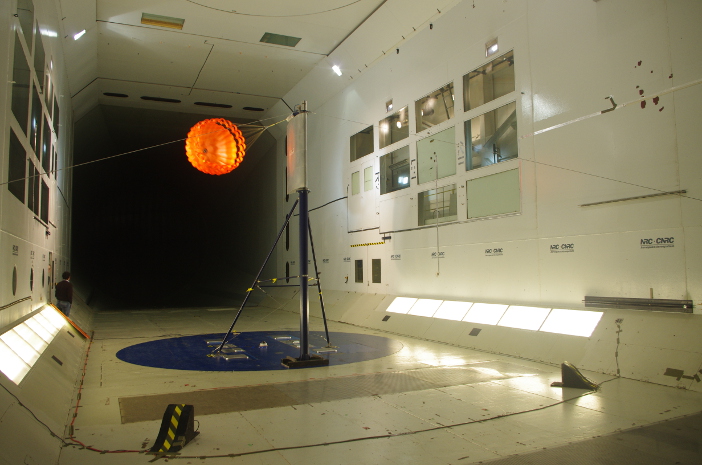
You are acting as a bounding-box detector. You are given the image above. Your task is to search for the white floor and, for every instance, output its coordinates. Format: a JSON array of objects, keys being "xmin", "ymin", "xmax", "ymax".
[{"xmin": 57, "ymin": 304, "xmax": 702, "ymax": 464}]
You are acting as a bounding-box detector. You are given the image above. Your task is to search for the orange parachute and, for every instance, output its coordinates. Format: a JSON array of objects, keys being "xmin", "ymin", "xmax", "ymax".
[{"xmin": 185, "ymin": 118, "xmax": 246, "ymax": 175}]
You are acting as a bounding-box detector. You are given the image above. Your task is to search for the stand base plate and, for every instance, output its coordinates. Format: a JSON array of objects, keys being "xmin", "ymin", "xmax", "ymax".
[{"xmin": 281, "ymin": 355, "xmax": 329, "ymax": 368}]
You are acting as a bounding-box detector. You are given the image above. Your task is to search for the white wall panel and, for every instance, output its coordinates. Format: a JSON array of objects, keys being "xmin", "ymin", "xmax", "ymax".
[{"xmin": 274, "ymin": 0, "xmax": 702, "ymax": 338}]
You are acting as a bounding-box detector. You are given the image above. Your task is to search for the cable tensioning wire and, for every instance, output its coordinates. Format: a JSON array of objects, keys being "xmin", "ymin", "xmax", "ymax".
[
  {"xmin": 185, "ymin": 0, "xmax": 366, "ymax": 17},
  {"xmin": 0, "ymin": 113, "xmax": 289, "ymax": 188}
]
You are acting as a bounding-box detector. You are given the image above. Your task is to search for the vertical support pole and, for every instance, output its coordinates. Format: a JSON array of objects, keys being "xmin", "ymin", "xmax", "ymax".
[{"xmin": 298, "ymin": 187, "xmax": 310, "ymax": 360}]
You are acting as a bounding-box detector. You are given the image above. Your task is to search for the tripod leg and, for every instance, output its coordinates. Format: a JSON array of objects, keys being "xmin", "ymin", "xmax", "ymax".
[
  {"xmin": 308, "ymin": 218, "xmax": 331, "ymax": 346},
  {"xmin": 213, "ymin": 199, "xmax": 299, "ymax": 353}
]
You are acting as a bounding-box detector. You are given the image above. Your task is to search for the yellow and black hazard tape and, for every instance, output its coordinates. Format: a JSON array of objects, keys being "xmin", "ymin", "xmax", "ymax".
[
  {"xmin": 159, "ymin": 404, "xmax": 185, "ymax": 452},
  {"xmin": 350, "ymin": 241, "xmax": 385, "ymax": 248}
]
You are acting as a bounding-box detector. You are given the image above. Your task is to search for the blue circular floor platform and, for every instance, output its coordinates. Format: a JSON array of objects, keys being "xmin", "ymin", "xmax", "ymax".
[{"xmin": 116, "ymin": 331, "xmax": 403, "ymax": 371}]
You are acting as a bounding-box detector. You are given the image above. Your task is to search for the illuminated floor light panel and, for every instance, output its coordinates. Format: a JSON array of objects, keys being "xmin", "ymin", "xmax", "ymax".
[
  {"xmin": 116, "ymin": 331, "xmax": 403, "ymax": 371},
  {"xmin": 463, "ymin": 303, "xmax": 509, "ymax": 325},
  {"xmin": 0, "ymin": 307, "xmax": 67, "ymax": 384},
  {"xmin": 386, "ymin": 297, "xmax": 417, "ymax": 314},
  {"xmin": 408, "ymin": 299, "xmax": 442, "ymax": 317},
  {"xmin": 540, "ymin": 309, "xmax": 604, "ymax": 337},
  {"xmin": 386, "ymin": 296, "xmax": 605, "ymax": 337},
  {"xmin": 498, "ymin": 306, "xmax": 551, "ymax": 331},
  {"xmin": 434, "ymin": 301, "xmax": 473, "ymax": 321}
]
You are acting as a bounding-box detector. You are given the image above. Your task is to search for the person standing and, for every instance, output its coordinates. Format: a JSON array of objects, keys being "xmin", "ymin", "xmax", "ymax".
[{"xmin": 55, "ymin": 271, "xmax": 73, "ymax": 317}]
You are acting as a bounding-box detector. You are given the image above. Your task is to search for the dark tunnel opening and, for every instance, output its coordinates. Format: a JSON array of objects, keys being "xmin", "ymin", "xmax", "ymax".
[{"xmin": 71, "ymin": 105, "xmax": 278, "ymax": 310}]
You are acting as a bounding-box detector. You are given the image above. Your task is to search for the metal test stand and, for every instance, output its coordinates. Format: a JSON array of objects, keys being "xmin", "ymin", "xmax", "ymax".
[{"xmin": 214, "ymin": 101, "xmax": 330, "ymax": 367}]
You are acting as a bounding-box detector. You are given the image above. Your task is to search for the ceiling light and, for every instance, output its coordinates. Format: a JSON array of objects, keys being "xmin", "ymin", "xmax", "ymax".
[
  {"xmin": 485, "ymin": 38, "xmax": 499, "ymax": 57},
  {"xmin": 141, "ymin": 13, "xmax": 184, "ymax": 30},
  {"xmin": 386, "ymin": 100, "xmax": 393, "ymax": 111},
  {"xmin": 73, "ymin": 30, "xmax": 86, "ymax": 40},
  {"xmin": 396, "ymin": 121, "xmax": 402, "ymax": 129},
  {"xmin": 332, "ymin": 65, "xmax": 342, "ymax": 76}
]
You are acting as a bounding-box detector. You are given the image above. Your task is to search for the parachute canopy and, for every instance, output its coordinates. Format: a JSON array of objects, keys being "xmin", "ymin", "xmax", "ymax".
[{"xmin": 185, "ymin": 118, "xmax": 246, "ymax": 175}]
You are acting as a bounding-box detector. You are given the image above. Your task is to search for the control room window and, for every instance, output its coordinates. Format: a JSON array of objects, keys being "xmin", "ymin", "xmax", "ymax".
[
  {"xmin": 350, "ymin": 126, "xmax": 374, "ymax": 162},
  {"xmin": 40, "ymin": 179, "xmax": 49, "ymax": 223},
  {"xmin": 351, "ymin": 171, "xmax": 360, "ymax": 195},
  {"xmin": 415, "ymin": 82, "xmax": 454, "ymax": 134},
  {"xmin": 372, "ymin": 259, "xmax": 381, "ymax": 284},
  {"xmin": 417, "ymin": 126, "xmax": 456, "ymax": 184},
  {"xmin": 41, "ymin": 115, "xmax": 51, "ymax": 173},
  {"xmin": 27, "ymin": 164, "xmax": 39, "ymax": 215},
  {"xmin": 380, "ymin": 145, "xmax": 410, "ymax": 195},
  {"xmin": 363, "ymin": 166, "xmax": 373, "ymax": 192},
  {"xmin": 418, "ymin": 183, "xmax": 457, "ymax": 226},
  {"xmin": 52, "ymin": 96, "xmax": 59, "ymax": 138},
  {"xmin": 466, "ymin": 169, "xmax": 520, "ymax": 219},
  {"xmin": 11, "ymin": 34, "xmax": 31, "ymax": 134},
  {"xmin": 17, "ymin": 0, "xmax": 35, "ymax": 46},
  {"xmin": 8, "ymin": 129, "xmax": 27, "ymax": 203},
  {"xmin": 465, "ymin": 101, "xmax": 517, "ymax": 171},
  {"xmin": 33, "ymin": 24, "xmax": 45, "ymax": 93},
  {"xmin": 30, "ymin": 85, "xmax": 42, "ymax": 151},
  {"xmin": 355, "ymin": 259, "xmax": 363, "ymax": 283},
  {"xmin": 379, "ymin": 106, "xmax": 409, "ymax": 149},
  {"xmin": 464, "ymin": 51, "xmax": 515, "ymax": 111}
]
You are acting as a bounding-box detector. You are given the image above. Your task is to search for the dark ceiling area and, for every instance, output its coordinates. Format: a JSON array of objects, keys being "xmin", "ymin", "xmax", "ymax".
[{"xmin": 72, "ymin": 105, "xmax": 278, "ymax": 310}]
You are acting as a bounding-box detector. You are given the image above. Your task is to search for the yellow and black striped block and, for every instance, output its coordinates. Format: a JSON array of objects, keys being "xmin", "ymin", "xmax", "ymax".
[
  {"xmin": 148, "ymin": 404, "xmax": 199, "ymax": 454},
  {"xmin": 350, "ymin": 241, "xmax": 385, "ymax": 248}
]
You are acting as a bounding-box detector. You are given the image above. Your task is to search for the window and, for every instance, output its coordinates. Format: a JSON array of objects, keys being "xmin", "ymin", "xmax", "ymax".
[
  {"xmin": 363, "ymin": 166, "xmax": 373, "ymax": 192},
  {"xmin": 354, "ymin": 260, "xmax": 363, "ymax": 283},
  {"xmin": 418, "ymin": 184, "xmax": 457, "ymax": 226},
  {"xmin": 380, "ymin": 146, "xmax": 410, "ymax": 195},
  {"xmin": 464, "ymin": 51, "xmax": 515, "ymax": 111},
  {"xmin": 415, "ymin": 83, "xmax": 454, "ymax": 133},
  {"xmin": 41, "ymin": 116, "xmax": 50, "ymax": 173},
  {"xmin": 30, "ymin": 85, "xmax": 41, "ymax": 151},
  {"xmin": 372, "ymin": 259, "xmax": 381, "ymax": 283},
  {"xmin": 466, "ymin": 169, "xmax": 520, "ymax": 219},
  {"xmin": 33, "ymin": 25, "xmax": 45, "ymax": 93},
  {"xmin": 52, "ymin": 96, "xmax": 59, "ymax": 137},
  {"xmin": 417, "ymin": 126, "xmax": 456, "ymax": 184},
  {"xmin": 12, "ymin": 267, "xmax": 18, "ymax": 296},
  {"xmin": 11, "ymin": 34, "xmax": 31, "ymax": 133},
  {"xmin": 350, "ymin": 126, "xmax": 374, "ymax": 161},
  {"xmin": 8, "ymin": 129, "xmax": 27, "ymax": 203},
  {"xmin": 379, "ymin": 106, "xmax": 409, "ymax": 149},
  {"xmin": 351, "ymin": 171, "xmax": 360, "ymax": 195},
  {"xmin": 27, "ymin": 164, "xmax": 39, "ymax": 215},
  {"xmin": 465, "ymin": 101, "xmax": 517, "ymax": 170},
  {"xmin": 40, "ymin": 179, "xmax": 49, "ymax": 223},
  {"xmin": 17, "ymin": 0, "xmax": 34, "ymax": 47}
]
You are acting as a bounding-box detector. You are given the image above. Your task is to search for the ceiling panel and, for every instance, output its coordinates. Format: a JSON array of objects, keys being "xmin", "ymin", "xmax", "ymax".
[
  {"xmin": 194, "ymin": 39, "xmax": 323, "ymax": 97},
  {"xmin": 96, "ymin": 0, "xmax": 385, "ymax": 55},
  {"xmin": 97, "ymin": 23, "xmax": 211, "ymax": 88}
]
